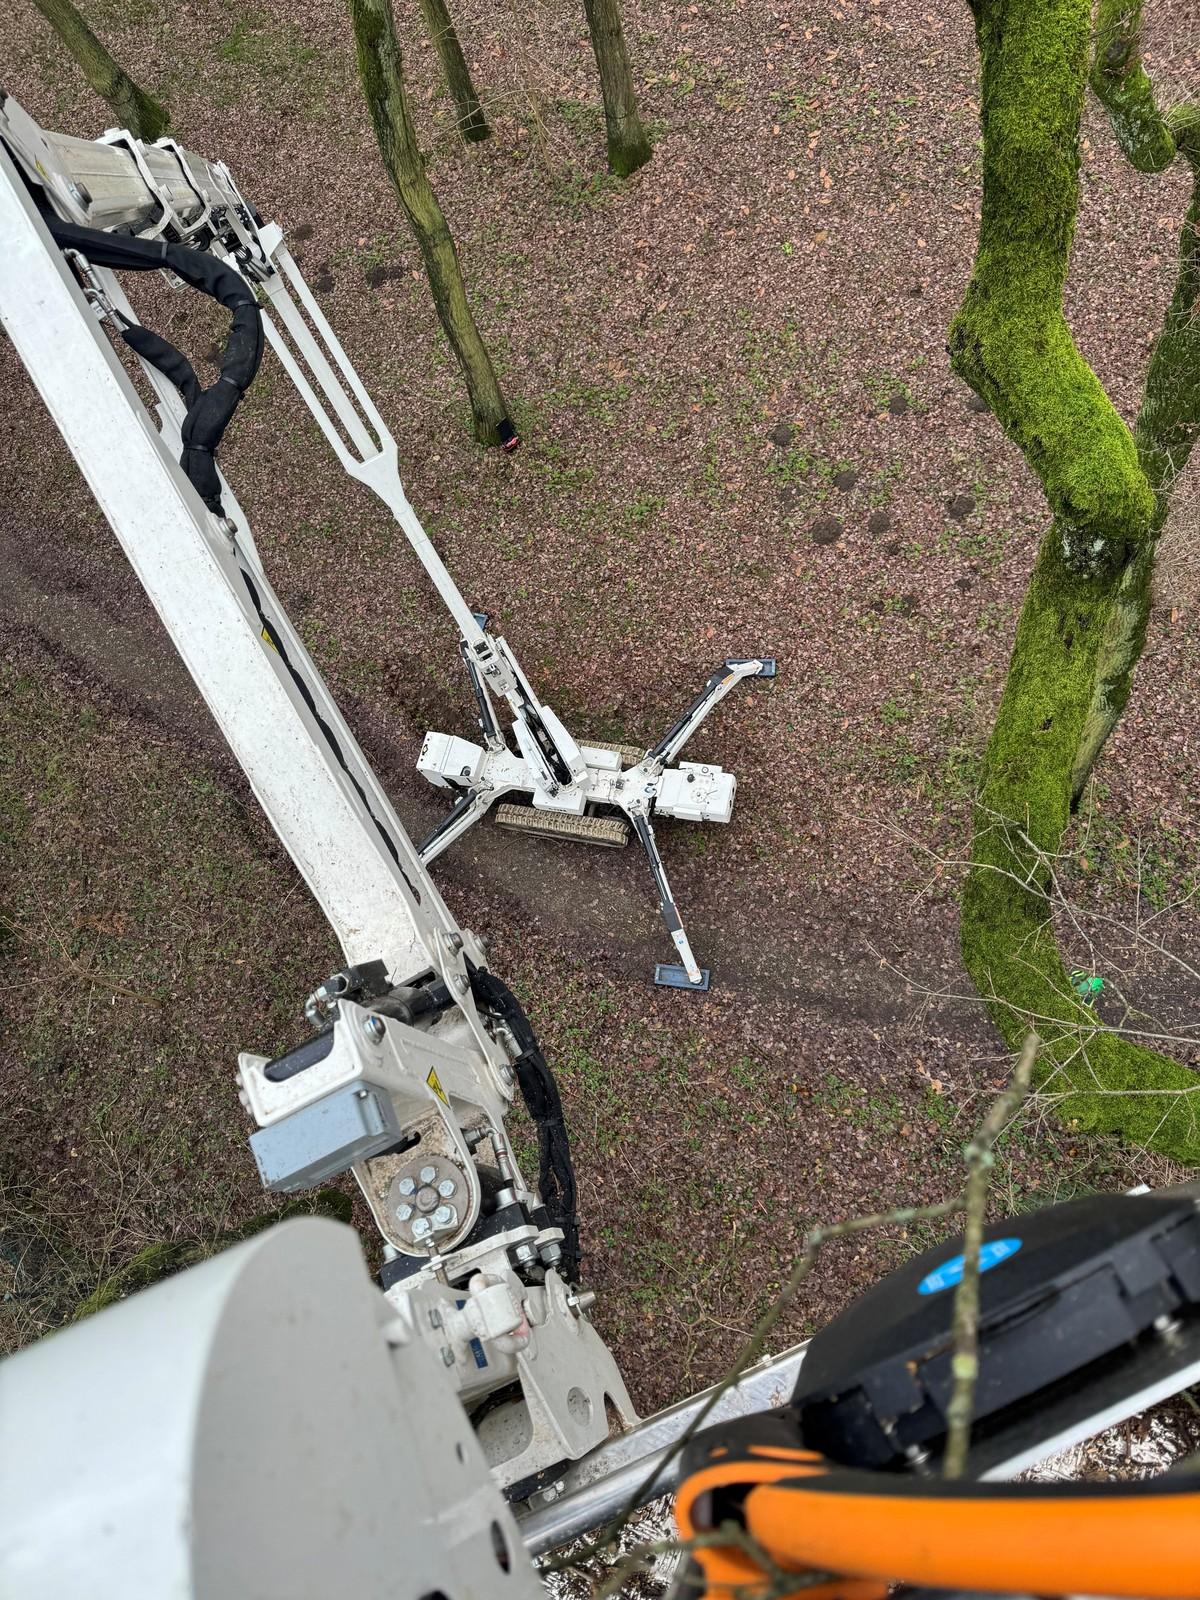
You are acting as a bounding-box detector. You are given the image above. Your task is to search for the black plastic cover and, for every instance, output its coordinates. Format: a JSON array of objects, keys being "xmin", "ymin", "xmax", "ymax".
[{"xmin": 791, "ymin": 1191, "xmax": 1200, "ymax": 1469}]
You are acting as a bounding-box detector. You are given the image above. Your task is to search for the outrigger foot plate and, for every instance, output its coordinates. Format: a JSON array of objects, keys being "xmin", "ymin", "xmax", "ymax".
[{"xmin": 654, "ymin": 963, "xmax": 711, "ymax": 992}]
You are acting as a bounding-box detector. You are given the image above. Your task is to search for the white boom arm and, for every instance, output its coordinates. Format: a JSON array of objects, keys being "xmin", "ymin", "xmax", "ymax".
[{"xmin": 0, "ymin": 93, "xmax": 633, "ymax": 1487}]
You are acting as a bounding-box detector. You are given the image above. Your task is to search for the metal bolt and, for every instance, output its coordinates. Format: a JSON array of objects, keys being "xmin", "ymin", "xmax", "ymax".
[
  {"xmin": 398, "ymin": 1177, "xmax": 416, "ymax": 1197},
  {"xmin": 412, "ymin": 1217, "xmax": 432, "ymax": 1239},
  {"xmin": 540, "ymin": 1242, "xmax": 563, "ymax": 1267},
  {"xmin": 513, "ymin": 1242, "xmax": 537, "ymax": 1265},
  {"xmin": 395, "ymin": 1203, "xmax": 413, "ymax": 1222},
  {"xmin": 437, "ymin": 1178, "xmax": 457, "ymax": 1198},
  {"xmin": 419, "ymin": 1165, "xmax": 438, "ymax": 1184},
  {"xmin": 429, "ymin": 1309, "xmax": 443, "ymax": 1329},
  {"xmin": 433, "ymin": 1204, "xmax": 457, "ymax": 1228},
  {"xmin": 568, "ymin": 1289, "xmax": 597, "ymax": 1315},
  {"xmin": 442, "ymin": 1346, "xmax": 456, "ymax": 1367},
  {"xmin": 382, "ymin": 1244, "xmax": 400, "ymax": 1263},
  {"xmin": 1154, "ymin": 1313, "xmax": 1183, "ymax": 1338},
  {"xmin": 453, "ymin": 974, "xmax": 470, "ymax": 995},
  {"xmin": 443, "ymin": 931, "xmax": 464, "ymax": 954},
  {"xmin": 363, "ymin": 1014, "xmax": 386, "ymax": 1044}
]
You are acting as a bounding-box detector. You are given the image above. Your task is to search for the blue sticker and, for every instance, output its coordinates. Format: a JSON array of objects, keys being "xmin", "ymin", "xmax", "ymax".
[{"xmin": 918, "ymin": 1237, "xmax": 1022, "ymax": 1296}]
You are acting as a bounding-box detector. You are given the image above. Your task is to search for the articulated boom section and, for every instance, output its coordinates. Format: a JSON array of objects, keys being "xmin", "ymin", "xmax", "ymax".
[
  {"xmin": 1, "ymin": 94, "xmax": 772, "ymax": 993},
  {"xmin": 0, "ymin": 94, "xmax": 634, "ymax": 1488}
]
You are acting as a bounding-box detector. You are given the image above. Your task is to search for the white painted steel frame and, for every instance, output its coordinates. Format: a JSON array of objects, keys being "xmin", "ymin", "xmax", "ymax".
[{"xmin": 0, "ymin": 144, "xmax": 479, "ymax": 1006}]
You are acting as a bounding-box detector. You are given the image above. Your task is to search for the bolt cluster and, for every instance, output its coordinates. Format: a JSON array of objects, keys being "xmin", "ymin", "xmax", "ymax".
[{"xmin": 390, "ymin": 1160, "xmax": 461, "ymax": 1247}]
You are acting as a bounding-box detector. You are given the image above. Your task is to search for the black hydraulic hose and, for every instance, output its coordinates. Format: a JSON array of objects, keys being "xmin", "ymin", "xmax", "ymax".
[
  {"xmin": 46, "ymin": 216, "xmax": 264, "ymax": 517},
  {"xmin": 468, "ymin": 965, "xmax": 581, "ymax": 1283}
]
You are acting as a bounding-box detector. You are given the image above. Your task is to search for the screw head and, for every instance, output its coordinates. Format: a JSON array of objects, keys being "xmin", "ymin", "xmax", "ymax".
[
  {"xmin": 395, "ymin": 1203, "xmax": 413, "ymax": 1221},
  {"xmin": 412, "ymin": 1217, "xmax": 432, "ymax": 1239},
  {"xmin": 363, "ymin": 1014, "xmax": 386, "ymax": 1043},
  {"xmin": 437, "ymin": 1178, "xmax": 457, "ymax": 1198},
  {"xmin": 419, "ymin": 1165, "xmax": 437, "ymax": 1184},
  {"xmin": 398, "ymin": 1177, "xmax": 416, "ymax": 1197},
  {"xmin": 433, "ymin": 1204, "xmax": 456, "ymax": 1228}
]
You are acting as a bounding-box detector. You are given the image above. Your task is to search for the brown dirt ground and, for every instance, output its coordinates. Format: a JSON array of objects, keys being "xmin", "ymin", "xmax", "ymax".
[{"xmin": 2, "ymin": 0, "xmax": 1199, "ymax": 1424}]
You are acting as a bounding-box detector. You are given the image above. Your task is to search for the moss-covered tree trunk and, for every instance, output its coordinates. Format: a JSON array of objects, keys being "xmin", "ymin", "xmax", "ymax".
[
  {"xmin": 582, "ymin": 0, "xmax": 651, "ymax": 178},
  {"xmin": 418, "ymin": 0, "xmax": 489, "ymax": 144},
  {"xmin": 349, "ymin": 0, "xmax": 514, "ymax": 447},
  {"xmin": 31, "ymin": 0, "xmax": 169, "ymax": 141},
  {"xmin": 1070, "ymin": 5, "xmax": 1200, "ymax": 797},
  {"xmin": 951, "ymin": 0, "xmax": 1200, "ymax": 1159}
]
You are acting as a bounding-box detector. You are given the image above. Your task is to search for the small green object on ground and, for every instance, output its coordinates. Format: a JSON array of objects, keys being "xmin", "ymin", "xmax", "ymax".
[{"xmin": 1071, "ymin": 970, "xmax": 1105, "ymax": 1005}]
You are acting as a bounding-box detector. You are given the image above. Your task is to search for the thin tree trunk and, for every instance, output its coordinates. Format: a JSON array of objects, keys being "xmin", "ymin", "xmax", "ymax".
[
  {"xmin": 418, "ymin": 0, "xmax": 489, "ymax": 144},
  {"xmin": 348, "ymin": 0, "xmax": 515, "ymax": 448},
  {"xmin": 582, "ymin": 0, "xmax": 651, "ymax": 178},
  {"xmin": 950, "ymin": 0, "xmax": 1200, "ymax": 1160},
  {"xmin": 30, "ymin": 0, "xmax": 169, "ymax": 142}
]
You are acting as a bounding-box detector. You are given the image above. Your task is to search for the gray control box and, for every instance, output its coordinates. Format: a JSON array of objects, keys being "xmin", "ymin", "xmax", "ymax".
[{"xmin": 250, "ymin": 1083, "xmax": 402, "ymax": 1193}]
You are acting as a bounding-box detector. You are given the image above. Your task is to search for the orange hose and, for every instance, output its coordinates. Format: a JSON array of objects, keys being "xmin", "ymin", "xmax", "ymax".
[
  {"xmin": 746, "ymin": 1476, "xmax": 1200, "ymax": 1598},
  {"xmin": 676, "ymin": 1443, "xmax": 1200, "ymax": 1599}
]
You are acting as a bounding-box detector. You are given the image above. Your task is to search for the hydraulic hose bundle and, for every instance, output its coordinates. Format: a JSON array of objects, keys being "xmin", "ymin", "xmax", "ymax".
[{"xmin": 45, "ymin": 216, "xmax": 263, "ymax": 517}]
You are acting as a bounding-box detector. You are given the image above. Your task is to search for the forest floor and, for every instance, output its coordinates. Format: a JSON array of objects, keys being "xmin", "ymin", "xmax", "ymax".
[{"xmin": 3, "ymin": 0, "xmax": 1200, "ymax": 1416}]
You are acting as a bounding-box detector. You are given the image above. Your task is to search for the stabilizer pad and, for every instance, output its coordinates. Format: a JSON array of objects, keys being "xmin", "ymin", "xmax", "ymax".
[{"xmin": 654, "ymin": 963, "xmax": 711, "ymax": 992}]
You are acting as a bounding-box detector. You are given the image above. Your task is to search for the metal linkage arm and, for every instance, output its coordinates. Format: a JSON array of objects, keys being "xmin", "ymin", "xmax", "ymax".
[
  {"xmin": 646, "ymin": 658, "xmax": 774, "ymax": 774},
  {"xmin": 249, "ymin": 241, "xmax": 582, "ymax": 801},
  {"xmin": 629, "ymin": 813, "xmax": 707, "ymax": 990}
]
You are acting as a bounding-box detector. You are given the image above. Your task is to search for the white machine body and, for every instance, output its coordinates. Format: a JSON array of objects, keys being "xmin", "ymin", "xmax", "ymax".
[{"xmin": 0, "ymin": 1219, "xmax": 548, "ymax": 1600}]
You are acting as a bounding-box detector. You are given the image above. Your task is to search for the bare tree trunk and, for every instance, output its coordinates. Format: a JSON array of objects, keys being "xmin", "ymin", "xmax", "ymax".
[
  {"xmin": 418, "ymin": 0, "xmax": 489, "ymax": 144},
  {"xmin": 582, "ymin": 0, "xmax": 651, "ymax": 178},
  {"xmin": 30, "ymin": 0, "xmax": 169, "ymax": 141},
  {"xmin": 348, "ymin": 0, "xmax": 515, "ymax": 448}
]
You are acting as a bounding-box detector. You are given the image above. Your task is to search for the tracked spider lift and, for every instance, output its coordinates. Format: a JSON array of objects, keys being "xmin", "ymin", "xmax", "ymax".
[
  {"xmin": 0, "ymin": 95, "xmax": 769, "ymax": 993},
  {"xmin": 5, "ymin": 96, "xmax": 1200, "ymax": 1600}
]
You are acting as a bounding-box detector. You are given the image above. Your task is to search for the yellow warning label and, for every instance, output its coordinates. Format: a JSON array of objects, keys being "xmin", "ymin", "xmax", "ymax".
[
  {"xmin": 261, "ymin": 626, "xmax": 278, "ymax": 652},
  {"xmin": 426, "ymin": 1066, "xmax": 449, "ymax": 1106}
]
